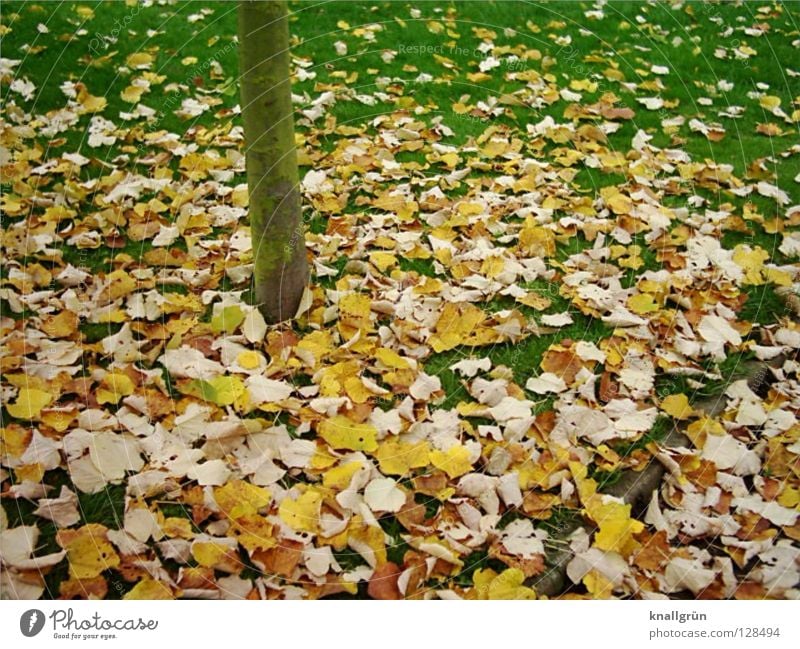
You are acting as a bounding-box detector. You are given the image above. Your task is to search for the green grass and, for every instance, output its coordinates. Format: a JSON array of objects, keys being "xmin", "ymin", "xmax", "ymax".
[
  {"xmin": 378, "ymin": 514, "xmax": 412, "ymax": 565},
  {"xmin": 80, "ymin": 321, "xmax": 123, "ymax": 343},
  {"xmin": 2, "ymin": 1, "xmax": 798, "ymax": 186},
  {"xmin": 536, "ymin": 505, "xmax": 583, "ymax": 538},
  {"xmin": 740, "ymin": 283, "xmax": 792, "ymax": 325}
]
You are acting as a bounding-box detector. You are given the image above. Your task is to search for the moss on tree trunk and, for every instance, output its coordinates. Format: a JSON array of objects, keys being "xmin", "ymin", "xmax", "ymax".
[{"xmin": 237, "ymin": 0, "xmax": 308, "ymax": 324}]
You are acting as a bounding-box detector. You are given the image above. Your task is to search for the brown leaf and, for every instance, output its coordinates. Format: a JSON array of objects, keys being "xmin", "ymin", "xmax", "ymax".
[
  {"xmin": 540, "ymin": 348, "xmax": 584, "ymax": 385},
  {"xmin": 632, "ymin": 530, "xmax": 672, "ymax": 571},
  {"xmin": 253, "ymin": 540, "xmax": 304, "ymax": 578},
  {"xmin": 59, "ymin": 576, "xmax": 108, "ymax": 600},
  {"xmin": 413, "ymin": 472, "xmax": 449, "ymax": 497},
  {"xmin": 734, "ymin": 512, "xmax": 774, "ymax": 541},
  {"xmin": 599, "ymin": 105, "xmax": 635, "ymax": 120},
  {"xmin": 177, "ymin": 566, "xmax": 216, "ymax": 590},
  {"xmin": 367, "ymin": 561, "xmax": 402, "ymax": 600},
  {"xmin": 396, "ymin": 494, "xmax": 427, "ymax": 530},
  {"xmin": 735, "ymin": 582, "xmax": 768, "ymax": 600},
  {"xmin": 598, "ymin": 371, "xmax": 619, "ymax": 403},
  {"xmin": 40, "ymin": 310, "xmax": 79, "ymax": 338},
  {"xmin": 521, "ymin": 491, "xmax": 559, "ymax": 519},
  {"xmin": 681, "ymin": 457, "xmax": 718, "ymax": 490},
  {"xmin": 782, "ymin": 521, "xmax": 800, "ymax": 542},
  {"xmin": 488, "ymin": 543, "xmax": 545, "ymax": 578},
  {"xmin": 533, "ymin": 410, "xmax": 556, "ymax": 437}
]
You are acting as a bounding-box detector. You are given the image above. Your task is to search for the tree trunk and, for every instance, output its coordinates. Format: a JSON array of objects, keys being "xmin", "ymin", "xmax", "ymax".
[{"xmin": 237, "ymin": 0, "xmax": 308, "ymax": 323}]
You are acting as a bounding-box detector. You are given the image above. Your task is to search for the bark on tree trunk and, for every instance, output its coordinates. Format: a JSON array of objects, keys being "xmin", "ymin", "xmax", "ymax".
[{"xmin": 237, "ymin": 0, "xmax": 308, "ymax": 324}]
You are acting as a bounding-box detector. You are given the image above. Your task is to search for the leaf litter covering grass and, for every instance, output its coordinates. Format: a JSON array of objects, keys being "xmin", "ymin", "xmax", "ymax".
[{"xmin": 1, "ymin": 1, "xmax": 799, "ymax": 600}]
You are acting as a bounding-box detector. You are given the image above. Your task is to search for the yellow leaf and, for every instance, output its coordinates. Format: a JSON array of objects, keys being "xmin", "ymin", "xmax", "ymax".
[
  {"xmin": 488, "ymin": 568, "xmax": 537, "ymax": 600},
  {"xmin": 733, "ymin": 245, "xmax": 768, "ymax": 285},
  {"xmin": 473, "ymin": 568, "xmax": 536, "ymax": 600},
  {"xmin": 413, "ymin": 277, "xmax": 441, "ymax": 295},
  {"xmin": 347, "ymin": 515, "xmax": 387, "ymax": 566},
  {"xmin": 660, "ymin": 393, "xmax": 693, "ymax": 420},
  {"xmin": 0, "ymin": 426, "xmax": 31, "ymax": 458},
  {"xmin": 369, "ymin": 251, "xmax": 397, "ymax": 272},
  {"xmin": 685, "ymin": 416, "xmax": 726, "ymax": 448},
  {"xmin": 763, "ymin": 267, "xmax": 792, "ymax": 287},
  {"xmin": 310, "ymin": 445, "xmax": 338, "ymax": 470},
  {"xmin": 189, "ymin": 375, "xmax": 247, "ymax": 408},
  {"xmin": 344, "ymin": 376, "xmax": 372, "ymax": 404},
  {"xmin": 375, "ymin": 439, "xmax": 430, "ymax": 476},
  {"xmin": 338, "ymin": 293, "xmax": 374, "ymax": 340},
  {"xmin": 162, "ymin": 517, "xmax": 194, "ymax": 539},
  {"xmin": 214, "ymin": 480, "xmax": 271, "ymax": 518},
  {"xmin": 77, "ymin": 88, "xmax": 107, "ymax": 113},
  {"xmin": 296, "ymin": 330, "xmax": 333, "ymax": 366},
  {"xmin": 472, "ymin": 567, "xmax": 497, "ymax": 599},
  {"xmin": 693, "ymin": 416, "xmax": 726, "ymax": 435},
  {"xmin": 126, "ymin": 52, "xmax": 154, "ymax": 69},
  {"xmin": 590, "ymin": 499, "xmax": 644, "ymax": 554},
  {"xmin": 439, "ymin": 152, "xmax": 460, "ymax": 168},
  {"xmin": 584, "ymin": 570, "xmax": 616, "ymax": 598},
  {"xmin": 15, "ymin": 463, "xmax": 45, "ymax": 482},
  {"xmin": 571, "ymin": 78, "xmax": 598, "ymax": 92},
  {"xmin": 374, "ymin": 348, "xmax": 411, "ymax": 369},
  {"xmin": 236, "ymin": 350, "xmax": 262, "ymax": 370},
  {"xmin": 59, "ymin": 524, "xmax": 120, "ymax": 579},
  {"xmin": 481, "ymin": 139, "xmax": 510, "ymax": 158},
  {"xmin": 467, "ymin": 72, "xmax": 491, "ymax": 82},
  {"xmin": 0, "ymin": 194, "xmax": 24, "ymax": 215},
  {"xmin": 571, "ymin": 461, "xmax": 643, "ymax": 555},
  {"xmin": 339, "ymin": 293, "xmax": 371, "ymax": 318},
  {"xmin": 320, "ymin": 373, "xmax": 341, "ymax": 398},
  {"xmin": 322, "ymin": 461, "xmax": 363, "ymax": 489},
  {"xmin": 40, "ymin": 310, "xmax": 79, "ymax": 338},
  {"xmin": 605, "ymin": 191, "xmax": 633, "ymax": 215},
  {"xmin": 516, "ymin": 291, "xmax": 552, "ymax": 310},
  {"xmin": 627, "ymin": 293, "xmax": 659, "ymax": 314},
  {"xmin": 211, "ymin": 305, "xmax": 245, "ymax": 334},
  {"xmin": 430, "ymin": 331, "xmax": 460, "ymax": 353},
  {"xmin": 227, "ymin": 514, "xmax": 276, "ymax": 552},
  {"xmin": 191, "ymin": 541, "xmax": 237, "ymax": 570},
  {"xmin": 104, "ymin": 269, "xmax": 137, "ymax": 300},
  {"xmin": 778, "ymin": 485, "xmax": 799, "ymax": 508},
  {"xmin": 43, "ymin": 205, "xmax": 77, "ymax": 222},
  {"xmin": 231, "ymin": 187, "xmax": 248, "ymax": 207},
  {"xmin": 518, "ymin": 225, "xmax": 556, "ymax": 257},
  {"xmin": 429, "ymin": 303, "xmax": 485, "ymax": 352},
  {"xmin": 96, "ymin": 372, "xmax": 136, "ymax": 405},
  {"xmin": 426, "ymin": 20, "xmax": 444, "ymax": 34},
  {"xmin": 481, "ymin": 256, "xmax": 506, "ymax": 279},
  {"xmin": 279, "ymin": 488, "xmax": 322, "ymax": 532},
  {"xmin": 429, "ymin": 445, "xmax": 473, "ymax": 479},
  {"xmin": 7, "ymin": 388, "xmax": 53, "ymax": 420},
  {"xmin": 121, "ymin": 85, "xmax": 146, "ymax": 103},
  {"xmin": 569, "ymin": 461, "xmax": 597, "ymax": 502},
  {"xmin": 123, "ymin": 578, "xmax": 173, "ymax": 600},
  {"xmin": 318, "ymin": 416, "xmax": 378, "ymax": 452}
]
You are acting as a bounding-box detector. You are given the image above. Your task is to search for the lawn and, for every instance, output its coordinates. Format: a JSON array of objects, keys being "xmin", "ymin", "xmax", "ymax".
[{"xmin": 1, "ymin": 0, "xmax": 799, "ymax": 600}]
